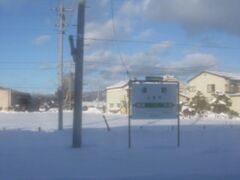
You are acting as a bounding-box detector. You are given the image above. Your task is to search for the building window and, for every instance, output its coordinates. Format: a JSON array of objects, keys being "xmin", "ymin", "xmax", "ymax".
[
  {"xmin": 161, "ymin": 87, "xmax": 167, "ymax": 93},
  {"xmin": 230, "ymin": 84, "xmax": 238, "ymax": 93},
  {"xmin": 207, "ymin": 84, "xmax": 215, "ymax": 93},
  {"xmin": 142, "ymin": 87, "xmax": 147, "ymax": 93}
]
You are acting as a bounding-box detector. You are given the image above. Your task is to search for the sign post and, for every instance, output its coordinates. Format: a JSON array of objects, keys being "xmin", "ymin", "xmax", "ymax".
[
  {"xmin": 177, "ymin": 82, "xmax": 180, "ymax": 147},
  {"xmin": 128, "ymin": 80, "xmax": 180, "ymax": 148},
  {"xmin": 128, "ymin": 80, "xmax": 132, "ymax": 148}
]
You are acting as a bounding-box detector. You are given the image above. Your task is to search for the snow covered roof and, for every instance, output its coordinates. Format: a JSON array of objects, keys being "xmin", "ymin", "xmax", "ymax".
[
  {"xmin": 106, "ymin": 81, "xmax": 129, "ymax": 90},
  {"xmin": 179, "ymin": 92, "xmax": 190, "ymax": 98},
  {"xmin": 206, "ymin": 71, "xmax": 240, "ymax": 81},
  {"xmin": 0, "ymin": 86, "xmax": 10, "ymax": 91},
  {"xmin": 188, "ymin": 71, "xmax": 240, "ymax": 82},
  {"xmin": 0, "ymin": 86, "xmax": 30, "ymax": 95}
]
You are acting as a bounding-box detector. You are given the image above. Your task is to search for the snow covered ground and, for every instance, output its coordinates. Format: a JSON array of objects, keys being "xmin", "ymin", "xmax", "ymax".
[{"xmin": 1, "ymin": 111, "xmax": 240, "ymax": 180}]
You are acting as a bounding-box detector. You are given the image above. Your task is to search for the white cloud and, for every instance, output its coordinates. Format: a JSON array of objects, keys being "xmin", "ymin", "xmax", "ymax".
[
  {"xmin": 173, "ymin": 53, "xmax": 217, "ymax": 68},
  {"xmin": 117, "ymin": 0, "xmax": 240, "ymax": 36},
  {"xmin": 83, "ymin": 41, "xmax": 217, "ymax": 88},
  {"xmin": 119, "ymin": 0, "xmax": 142, "ymax": 18},
  {"xmin": 142, "ymin": 0, "xmax": 240, "ymax": 35},
  {"xmin": 84, "ymin": 50, "xmax": 118, "ymax": 73},
  {"xmin": 81, "ymin": 0, "xmax": 223, "ymax": 88},
  {"xmin": 86, "ymin": 0, "xmax": 143, "ymax": 41},
  {"xmin": 33, "ymin": 35, "xmax": 51, "ymax": 45},
  {"xmin": 85, "ymin": 20, "xmax": 113, "ymax": 39},
  {"xmin": 167, "ymin": 53, "xmax": 218, "ymax": 75},
  {"xmin": 150, "ymin": 41, "xmax": 173, "ymax": 55},
  {"xmin": 124, "ymin": 52, "xmax": 217, "ymax": 77},
  {"xmin": 136, "ymin": 29, "xmax": 155, "ymax": 40},
  {"xmin": 85, "ymin": 16, "xmax": 135, "ymax": 49}
]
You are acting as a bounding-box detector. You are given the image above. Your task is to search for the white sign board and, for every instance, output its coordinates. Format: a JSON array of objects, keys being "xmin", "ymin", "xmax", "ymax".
[{"xmin": 131, "ymin": 83, "xmax": 178, "ymax": 119}]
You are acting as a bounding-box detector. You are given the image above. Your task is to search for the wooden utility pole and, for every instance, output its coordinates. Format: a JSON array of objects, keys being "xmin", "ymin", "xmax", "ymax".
[{"xmin": 69, "ymin": 0, "xmax": 85, "ymax": 148}]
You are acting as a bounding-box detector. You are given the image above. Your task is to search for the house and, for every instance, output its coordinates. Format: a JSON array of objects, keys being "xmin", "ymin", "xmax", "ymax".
[
  {"xmin": 0, "ymin": 87, "xmax": 31, "ymax": 111},
  {"xmin": 106, "ymin": 81, "xmax": 129, "ymax": 114},
  {"xmin": 187, "ymin": 71, "xmax": 240, "ymax": 113},
  {"xmin": 179, "ymin": 92, "xmax": 190, "ymax": 104}
]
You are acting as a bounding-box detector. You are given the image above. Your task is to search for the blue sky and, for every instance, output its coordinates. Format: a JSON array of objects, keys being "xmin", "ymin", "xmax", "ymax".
[{"xmin": 1, "ymin": 0, "xmax": 240, "ymax": 94}]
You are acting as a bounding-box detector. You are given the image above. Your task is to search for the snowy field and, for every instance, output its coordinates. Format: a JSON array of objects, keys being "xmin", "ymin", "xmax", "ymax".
[{"xmin": 1, "ymin": 111, "xmax": 240, "ymax": 180}]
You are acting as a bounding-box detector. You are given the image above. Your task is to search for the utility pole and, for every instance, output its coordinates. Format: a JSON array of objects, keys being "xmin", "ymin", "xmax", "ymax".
[
  {"xmin": 58, "ymin": 5, "xmax": 64, "ymax": 130},
  {"xmin": 52, "ymin": 5, "xmax": 72, "ymax": 130},
  {"xmin": 69, "ymin": 0, "xmax": 85, "ymax": 148}
]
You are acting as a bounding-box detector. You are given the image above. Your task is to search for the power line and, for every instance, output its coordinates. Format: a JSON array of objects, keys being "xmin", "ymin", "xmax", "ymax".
[
  {"xmin": 4, "ymin": 86, "xmax": 57, "ymax": 90},
  {"xmin": 83, "ymin": 37, "xmax": 240, "ymax": 50},
  {"xmin": 110, "ymin": 0, "xmax": 131, "ymax": 79},
  {"xmin": 0, "ymin": 61, "xmax": 232, "ymax": 72},
  {"xmin": 65, "ymin": 0, "xmax": 78, "ymax": 30},
  {"xmin": 0, "ymin": 66, "xmax": 217, "ymax": 72},
  {"xmin": 0, "ymin": 62, "xmax": 55, "ymax": 64},
  {"xmin": 0, "ymin": 68, "xmax": 57, "ymax": 70}
]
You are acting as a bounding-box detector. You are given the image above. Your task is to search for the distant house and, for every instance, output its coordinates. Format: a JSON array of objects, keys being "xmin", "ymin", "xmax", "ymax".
[
  {"xmin": 179, "ymin": 92, "xmax": 190, "ymax": 104},
  {"xmin": 0, "ymin": 87, "xmax": 31, "ymax": 111},
  {"xmin": 188, "ymin": 71, "xmax": 240, "ymax": 113},
  {"xmin": 106, "ymin": 81, "xmax": 129, "ymax": 114}
]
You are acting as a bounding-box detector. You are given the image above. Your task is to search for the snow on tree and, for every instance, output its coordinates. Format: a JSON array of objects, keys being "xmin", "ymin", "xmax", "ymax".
[
  {"xmin": 210, "ymin": 91, "xmax": 232, "ymax": 114},
  {"xmin": 190, "ymin": 91, "xmax": 209, "ymax": 116},
  {"xmin": 183, "ymin": 91, "xmax": 239, "ymax": 119},
  {"xmin": 62, "ymin": 72, "xmax": 74, "ymax": 109}
]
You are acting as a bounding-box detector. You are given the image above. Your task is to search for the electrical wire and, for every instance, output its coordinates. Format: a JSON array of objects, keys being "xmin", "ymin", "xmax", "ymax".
[
  {"xmin": 82, "ymin": 37, "xmax": 240, "ymax": 50},
  {"xmin": 110, "ymin": 0, "xmax": 131, "ymax": 79}
]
